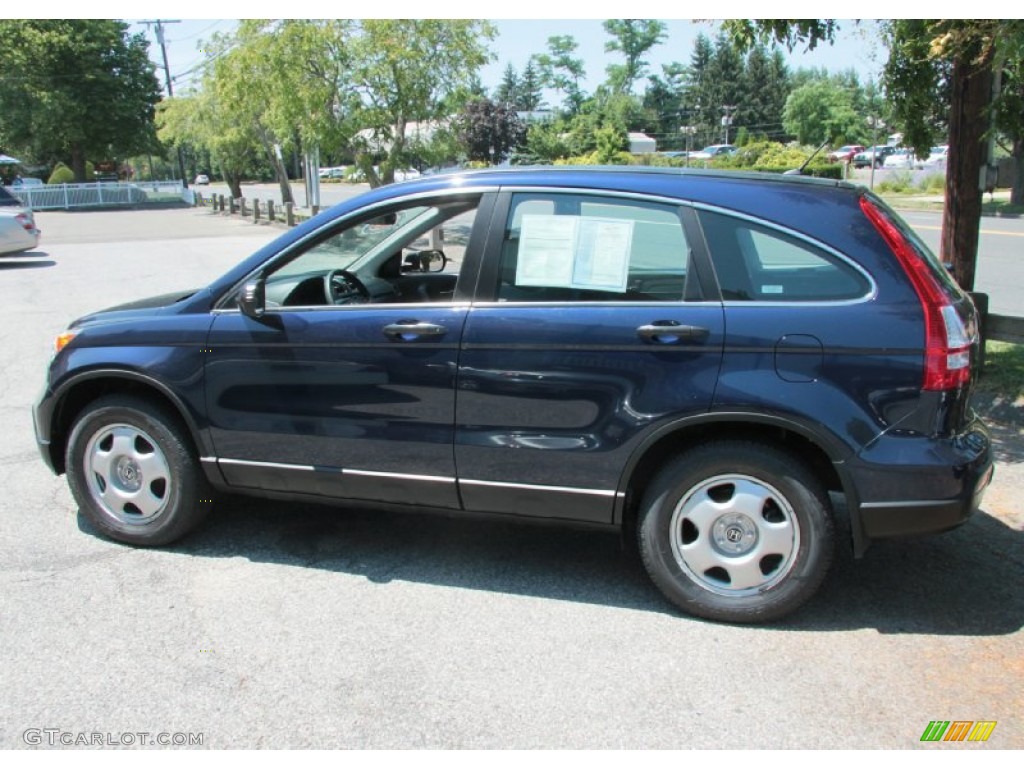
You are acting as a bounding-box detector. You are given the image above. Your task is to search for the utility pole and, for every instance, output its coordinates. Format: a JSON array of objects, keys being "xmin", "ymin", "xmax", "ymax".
[
  {"xmin": 139, "ymin": 19, "xmax": 188, "ymax": 187},
  {"xmin": 721, "ymin": 105, "xmax": 736, "ymax": 145}
]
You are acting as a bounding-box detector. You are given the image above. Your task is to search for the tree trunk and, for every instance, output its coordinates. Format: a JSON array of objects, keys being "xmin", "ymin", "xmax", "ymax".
[
  {"xmin": 941, "ymin": 46, "xmax": 993, "ymax": 291},
  {"xmin": 354, "ymin": 151, "xmax": 381, "ymax": 188},
  {"xmin": 255, "ymin": 126, "xmax": 294, "ymax": 205},
  {"xmin": 1012, "ymin": 137, "xmax": 1024, "ymax": 206},
  {"xmin": 224, "ymin": 172, "xmax": 243, "ymax": 201},
  {"xmin": 271, "ymin": 151, "xmax": 294, "ymax": 205},
  {"xmin": 71, "ymin": 144, "xmax": 88, "ymax": 184}
]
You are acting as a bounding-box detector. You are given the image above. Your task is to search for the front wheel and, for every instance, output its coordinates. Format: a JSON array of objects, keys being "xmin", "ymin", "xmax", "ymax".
[
  {"xmin": 637, "ymin": 441, "xmax": 834, "ymax": 623},
  {"xmin": 65, "ymin": 395, "xmax": 210, "ymax": 546}
]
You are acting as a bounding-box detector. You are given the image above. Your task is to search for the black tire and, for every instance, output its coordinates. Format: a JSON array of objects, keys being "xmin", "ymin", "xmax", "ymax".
[
  {"xmin": 637, "ymin": 441, "xmax": 834, "ymax": 623},
  {"xmin": 65, "ymin": 395, "xmax": 210, "ymax": 546}
]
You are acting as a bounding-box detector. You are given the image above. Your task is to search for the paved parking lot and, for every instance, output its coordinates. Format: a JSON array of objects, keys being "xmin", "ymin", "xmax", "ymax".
[{"xmin": 1, "ymin": 207, "xmax": 1021, "ymax": 749}]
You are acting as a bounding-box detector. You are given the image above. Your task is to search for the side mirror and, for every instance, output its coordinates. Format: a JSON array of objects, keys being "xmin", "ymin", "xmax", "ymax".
[
  {"xmin": 409, "ymin": 249, "xmax": 447, "ymax": 273},
  {"xmin": 238, "ymin": 278, "xmax": 266, "ymax": 319}
]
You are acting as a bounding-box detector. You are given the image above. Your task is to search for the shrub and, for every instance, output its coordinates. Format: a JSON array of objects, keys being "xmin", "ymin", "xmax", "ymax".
[
  {"xmin": 877, "ymin": 172, "xmax": 914, "ymax": 193},
  {"xmin": 47, "ymin": 161, "xmax": 96, "ymax": 184},
  {"xmin": 47, "ymin": 163, "xmax": 74, "ymax": 184},
  {"xmin": 918, "ymin": 173, "xmax": 945, "ymax": 193}
]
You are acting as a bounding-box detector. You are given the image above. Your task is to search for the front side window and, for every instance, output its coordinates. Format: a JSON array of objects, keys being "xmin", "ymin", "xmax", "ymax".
[
  {"xmin": 257, "ymin": 197, "xmax": 480, "ymax": 308},
  {"xmin": 497, "ymin": 193, "xmax": 691, "ymax": 302}
]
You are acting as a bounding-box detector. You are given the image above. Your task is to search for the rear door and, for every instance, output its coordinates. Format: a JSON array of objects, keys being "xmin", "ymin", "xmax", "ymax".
[{"xmin": 455, "ymin": 190, "xmax": 725, "ymax": 524}]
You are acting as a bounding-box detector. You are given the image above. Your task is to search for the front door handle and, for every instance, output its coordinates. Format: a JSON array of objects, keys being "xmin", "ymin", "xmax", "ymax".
[
  {"xmin": 383, "ymin": 321, "xmax": 447, "ymax": 341},
  {"xmin": 636, "ymin": 321, "xmax": 710, "ymax": 343}
]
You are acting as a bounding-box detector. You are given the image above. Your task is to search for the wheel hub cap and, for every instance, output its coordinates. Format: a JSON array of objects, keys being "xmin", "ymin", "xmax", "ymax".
[
  {"xmin": 712, "ymin": 513, "xmax": 758, "ymax": 555},
  {"xmin": 115, "ymin": 456, "xmax": 142, "ymax": 491}
]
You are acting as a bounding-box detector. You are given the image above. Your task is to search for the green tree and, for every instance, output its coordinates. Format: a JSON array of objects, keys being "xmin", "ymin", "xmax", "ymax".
[
  {"xmin": 883, "ymin": 20, "xmax": 1021, "ymax": 289},
  {"xmin": 0, "ymin": 20, "xmax": 161, "ymax": 182},
  {"xmin": 523, "ymin": 118, "xmax": 572, "ymax": 162},
  {"xmin": 994, "ymin": 47, "xmax": 1024, "ymax": 205},
  {"xmin": 740, "ymin": 44, "xmax": 789, "ymax": 140},
  {"xmin": 681, "ymin": 33, "xmax": 717, "ymax": 147},
  {"xmin": 518, "ymin": 61, "xmax": 545, "ymax": 111},
  {"xmin": 705, "ymin": 34, "xmax": 746, "ymax": 143},
  {"xmin": 603, "ymin": 19, "xmax": 667, "ymax": 94},
  {"xmin": 157, "ymin": 91, "xmax": 256, "ymax": 199},
  {"xmin": 347, "ymin": 20, "xmax": 495, "ymax": 186},
  {"xmin": 643, "ymin": 62, "xmax": 688, "ymax": 149},
  {"xmin": 782, "ymin": 80, "xmax": 863, "ymax": 145},
  {"xmin": 202, "ymin": 22, "xmax": 314, "ymax": 204},
  {"xmin": 533, "ymin": 35, "xmax": 586, "ymax": 114},
  {"xmin": 494, "ymin": 63, "xmax": 521, "ymax": 107},
  {"xmin": 724, "ymin": 18, "xmax": 1022, "ymax": 291}
]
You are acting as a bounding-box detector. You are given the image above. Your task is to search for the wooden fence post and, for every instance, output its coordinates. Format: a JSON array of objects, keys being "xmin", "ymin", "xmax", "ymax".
[
  {"xmin": 267, "ymin": 200, "xmax": 275, "ymax": 222},
  {"xmin": 229, "ymin": 197, "xmax": 236, "ymax": 214},
  {"xmin": 286, "ymin": 201, "xmax": 294, "ymax": 227},
  {"xmin": 253, "ymin": 199, "xmax": 261, "ymax": 223}
]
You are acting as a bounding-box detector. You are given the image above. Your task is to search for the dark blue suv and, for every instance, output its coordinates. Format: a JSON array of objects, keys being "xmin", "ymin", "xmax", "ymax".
[{"xmin": 33, "ymin": 168, "xmax": 993, "ymax": 622}]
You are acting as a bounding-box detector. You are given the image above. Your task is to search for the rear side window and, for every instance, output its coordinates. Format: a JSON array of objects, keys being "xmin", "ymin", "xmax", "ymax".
[
  {"xmin": 699, "ymin": 210, "xmax": 870, "ymax": 302},
  {"xmin": 497, "ymin": 193, "xmax": 691, "ymax": 302}
]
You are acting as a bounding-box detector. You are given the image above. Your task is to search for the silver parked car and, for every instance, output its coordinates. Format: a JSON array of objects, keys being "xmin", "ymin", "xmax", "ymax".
[{"xmin": 0, "ymin": 186, "xmax": 41, "ymax": 255}]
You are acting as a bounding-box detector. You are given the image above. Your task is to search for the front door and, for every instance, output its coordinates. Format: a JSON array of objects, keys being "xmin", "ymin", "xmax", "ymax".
[{"xmin": 204, "ymin": 195, "xmax": 487, "ymax": 509}]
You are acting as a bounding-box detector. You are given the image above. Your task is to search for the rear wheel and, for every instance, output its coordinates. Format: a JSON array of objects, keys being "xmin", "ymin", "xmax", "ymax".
[
  {"xmin": 637, "ymin": 441, "xmax": 834, "ymax": 623},
  {"xmin": 65, "ymin": 395, "xmax": 210, "ymax": 546}
]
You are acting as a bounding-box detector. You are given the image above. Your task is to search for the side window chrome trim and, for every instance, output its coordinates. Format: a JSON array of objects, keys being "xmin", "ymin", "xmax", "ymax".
[
  {"xmin": 691, "ymin": 201, "xmax": 878, "ymax": 303},
  {"xmin": 214, "ymin": 187, "xmax": 497, "ymax": 311},
  {"xmin": 212, "ymin": 301, "xmax": 472, "ymax": 315}
]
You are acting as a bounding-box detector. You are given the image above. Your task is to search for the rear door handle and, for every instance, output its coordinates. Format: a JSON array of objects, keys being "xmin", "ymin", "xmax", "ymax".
[
  {"xmin": 636, "ymin": 322, "xmax": 710, "ymax": 343},
  {"xmin": 383, "ymin": 321, "xmax": 447, "ymax": 341}
]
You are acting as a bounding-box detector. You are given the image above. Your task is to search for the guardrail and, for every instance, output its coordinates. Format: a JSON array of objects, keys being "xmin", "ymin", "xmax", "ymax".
[
  {"xmin": 986, "ymin": 313, "xmax": 1024, "ymax": 344},
  {"xmin": 7, "ymin": 181, "xmax": 185, "ymax": 210}
]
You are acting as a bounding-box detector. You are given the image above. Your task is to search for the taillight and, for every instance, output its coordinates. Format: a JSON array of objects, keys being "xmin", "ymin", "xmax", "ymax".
[
  {"xmin": 860, "ymin": 196, "xmax": 972, "ymax": 390},
  {"xmin": 16, "ymin": 213, "xmax": 34, "ymax": 232}
]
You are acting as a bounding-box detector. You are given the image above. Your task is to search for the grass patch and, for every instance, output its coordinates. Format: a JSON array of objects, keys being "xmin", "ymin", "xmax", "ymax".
[
  {"xmin": 980, "ymin": 199, "xmax": 1024, "ymax": 217},
  {"xmin": 977, "ymin": 340, "xmax": 1024, "ymax": 399}
]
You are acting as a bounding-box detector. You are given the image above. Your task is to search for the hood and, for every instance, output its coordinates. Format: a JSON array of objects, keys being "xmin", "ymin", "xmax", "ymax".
[{"xmin": 71, "ymin": 289, "xmax": 201, "ymax": 328}]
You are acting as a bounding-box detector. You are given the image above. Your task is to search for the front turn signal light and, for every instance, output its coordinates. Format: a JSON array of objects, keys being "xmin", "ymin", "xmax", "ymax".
[{"xmin": 54, "ymin": 330, "xmax": 78, "ymax": 354}]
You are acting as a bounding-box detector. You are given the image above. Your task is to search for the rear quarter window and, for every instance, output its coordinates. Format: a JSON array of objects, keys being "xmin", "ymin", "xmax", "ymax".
[{"xmin": 698, "ymin": 209, "xmax": 870, "ymax": 302}]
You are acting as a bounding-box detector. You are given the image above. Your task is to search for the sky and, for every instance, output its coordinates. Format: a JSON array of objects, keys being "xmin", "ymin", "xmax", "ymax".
[{"xmin": 117, "ymin": 14, "xmax": 889, "ymax": 100}]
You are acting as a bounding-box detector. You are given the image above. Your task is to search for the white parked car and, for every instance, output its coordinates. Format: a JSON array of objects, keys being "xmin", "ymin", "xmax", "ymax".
[
  {"xmin": 194, "ymin": 174, "xmax": 210, "ymax": 185},
  {"xmin": 922, "ymin": 145, "xmax": 949, "ymax": 169},
  {"xmin": 0, "ymin": 187, "xmax": 40, "ymax": 255},
  {"xmin": 882, "ymin": 148, "xmax": 921, "ymax": 170},
  {"xmin": 689, "ymin": 144, "xmax": 737, "ymax": 160}
]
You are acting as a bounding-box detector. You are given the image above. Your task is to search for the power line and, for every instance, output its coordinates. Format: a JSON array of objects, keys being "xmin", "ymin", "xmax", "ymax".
[
  {"xmin": 170, "ymin": 20, "xmax": 225, "ymax": 42},
  {"xmin": 139, "ymin": 19, "xmax": 188, "ymax": 187}
]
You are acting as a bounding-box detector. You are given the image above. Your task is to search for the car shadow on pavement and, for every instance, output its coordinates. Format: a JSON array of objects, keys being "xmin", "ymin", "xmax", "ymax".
[
  {"xmin": 77, "ymin": 490, "xmax": 1023, "ymax": 635},
  {"xmin": 0, "ymin": 250, "xmax": 54, "ymax": 269}
]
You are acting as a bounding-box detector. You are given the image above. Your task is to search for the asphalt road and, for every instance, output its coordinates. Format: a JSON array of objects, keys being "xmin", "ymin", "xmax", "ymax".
[{"xmin": 1, "ymin": 208, "xmax": 1021, "ymax": 749}]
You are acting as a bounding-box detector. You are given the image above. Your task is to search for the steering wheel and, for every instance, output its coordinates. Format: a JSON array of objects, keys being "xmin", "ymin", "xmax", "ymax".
[{"xmin": 325, "ymin": 269, "xmax": 370, "ymax": 304}]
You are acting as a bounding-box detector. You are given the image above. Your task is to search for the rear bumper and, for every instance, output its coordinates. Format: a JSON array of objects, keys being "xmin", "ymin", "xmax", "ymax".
[{"xmin": 846, "ymin": 419, "xmax": 993, "ymax": 549}]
